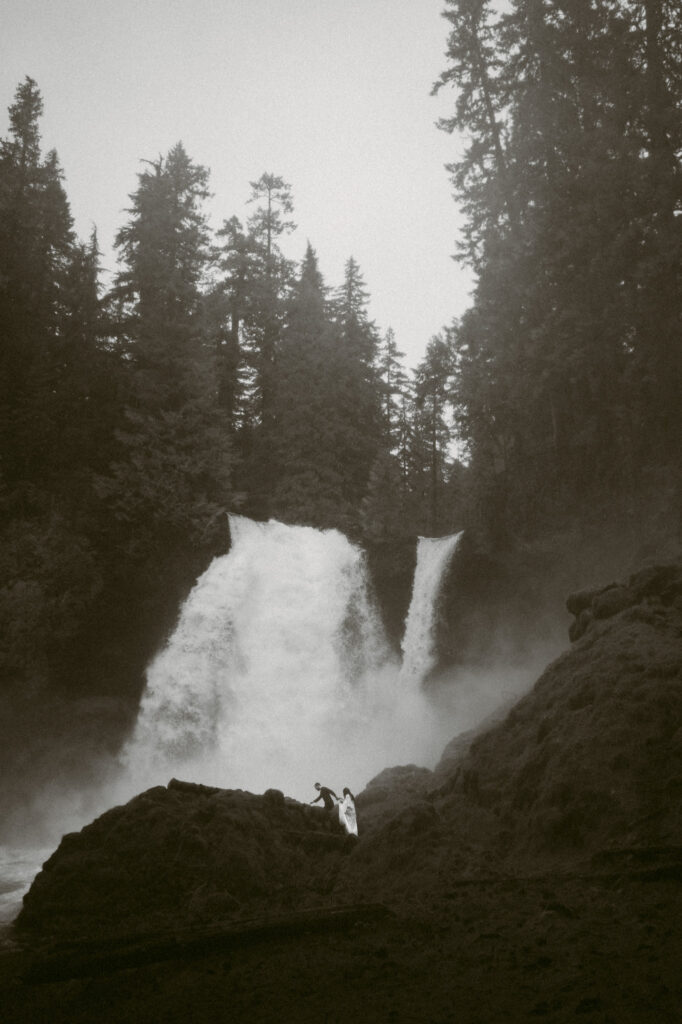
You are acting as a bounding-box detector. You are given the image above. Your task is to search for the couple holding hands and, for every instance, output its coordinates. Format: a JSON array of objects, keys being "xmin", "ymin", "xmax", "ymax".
[{"xmin": 310, "ymin": 782, "xmax": 358, "ymax": 836}]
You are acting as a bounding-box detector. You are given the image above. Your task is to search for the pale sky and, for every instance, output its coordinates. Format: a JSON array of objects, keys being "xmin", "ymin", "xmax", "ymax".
[{"xmin": 1, "ymin": 0, "xmax": 473, "ymax": 366}]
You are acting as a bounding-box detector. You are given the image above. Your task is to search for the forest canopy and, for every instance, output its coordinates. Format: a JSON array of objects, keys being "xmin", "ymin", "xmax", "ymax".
[
  {"xmin": 0, "ymin": 77, "xmax": 456, "ymax": 704},
  {"xmin": 0, "ymin": 0, "xmax": 680, "ymax": 709},
  {"xmin": 435, "ymin": 0, "xmax": 682, "ymax": 548}
]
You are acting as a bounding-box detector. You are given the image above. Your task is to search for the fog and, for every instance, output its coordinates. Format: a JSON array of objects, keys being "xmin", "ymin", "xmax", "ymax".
[{"xmin": 0, "ymin": 517, "xmax": 560, "ymax": 857}]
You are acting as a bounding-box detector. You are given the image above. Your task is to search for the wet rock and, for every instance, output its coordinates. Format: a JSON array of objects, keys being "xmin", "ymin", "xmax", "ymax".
[
  {"xmin": 628, "ymin": 563, "xmax": 682, "ymax": 602},
  {"xmin": 592, "ymin": 585, "xmax": 635, "ymax": 619},
  {"xmin": 16, "ymin": 783, "xmax": 351, "ymax": 941},
  {"xmin": 566, "ymin": 587, "xmax": 601, "ymax": 617},
  {"xmin": 567, "ymin": 560, "xmax": 682, "ymax": 641},
  {"xmin": 569, "ymin": 608, "xmax": 593, "ymax": 642}
]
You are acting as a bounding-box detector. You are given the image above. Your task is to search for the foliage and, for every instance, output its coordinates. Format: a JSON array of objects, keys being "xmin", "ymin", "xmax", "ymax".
[
  {"xmin": 435, "ymin": 0, "xmax": 682, "ymax": 547},
  {"xmin": 0, "ymin": 76, "xmax": 455, "ymax": 716},
  {"xmin": 5, "ymin": 10, "xmax": 679, "ymax": 724}
]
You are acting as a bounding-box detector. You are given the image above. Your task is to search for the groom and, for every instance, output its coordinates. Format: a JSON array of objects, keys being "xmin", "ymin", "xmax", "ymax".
[{"xmin": 309, "ymin": 781, "xmax": 338, "ymax": 812}]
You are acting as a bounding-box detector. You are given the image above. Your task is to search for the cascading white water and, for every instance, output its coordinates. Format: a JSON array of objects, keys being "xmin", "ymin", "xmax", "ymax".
[
  {"xmin": 122, "ymin": 516, "xmax": 463, "ymax": 803},
  {"xmin": 123, "ymin": 516, "xmax": 391, "ymax": 800},
  {"xmin": 3, "ymin": 517, "xmax": 549, "ymax": 918},
  {"xmin": 400, "ymin": 532, "xmax": 463, "ymax": 687}
]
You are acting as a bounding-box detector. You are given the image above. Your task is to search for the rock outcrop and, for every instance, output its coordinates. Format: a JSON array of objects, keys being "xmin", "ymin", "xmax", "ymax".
[
  {"xmin": 338, "ymin": 560, "xmax": 682, "ymax": 899},
  {"xmin": 17, "ymin": 781, "xmax": 354, "ymax": 941},
  {"xmin": 567, "ymin": 561, "xmax": 682, "ymax": 641}
]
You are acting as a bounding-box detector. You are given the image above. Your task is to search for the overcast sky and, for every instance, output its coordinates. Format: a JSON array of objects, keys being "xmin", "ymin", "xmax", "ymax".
[{"xmin": 2, "ymin": 0, "xmax": 473, "ymax": 366}]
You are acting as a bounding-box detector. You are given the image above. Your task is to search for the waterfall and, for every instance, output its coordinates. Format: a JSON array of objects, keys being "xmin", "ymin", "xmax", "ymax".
[
  {"xmin": 400, "ymin": 532, "xmax": 463, "ymax": 687},
  {"xmin": 122, "ymin": 516, "xmax": 463, "ymax": 802},
  {"xmin": 124, "ymin": 516, "xmax": 391, "ymax": 801}
]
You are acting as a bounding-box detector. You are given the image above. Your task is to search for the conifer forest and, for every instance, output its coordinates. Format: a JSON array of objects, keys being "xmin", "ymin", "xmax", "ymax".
[{"xmin": 1, "ymin": 0, "xmax": 681, "ymax": 750}]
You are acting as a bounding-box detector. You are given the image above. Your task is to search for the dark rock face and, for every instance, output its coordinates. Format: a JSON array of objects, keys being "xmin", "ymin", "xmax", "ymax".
[
  {"xmin": 363, "ymin": 538, "xmax": 417, "ymax": 648},
  {"xmin": 450, "ymin": 606, "xmax": 682, "ymax": 863},
  {"xmin": 339, "ymin": 567, "xmax": 682, "ymax": 901}
]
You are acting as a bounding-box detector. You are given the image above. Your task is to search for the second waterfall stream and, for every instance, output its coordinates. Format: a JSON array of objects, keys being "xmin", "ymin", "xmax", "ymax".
[{"xmin": 122, "ymin": 515, "xmax": 462, "ymax": 802}]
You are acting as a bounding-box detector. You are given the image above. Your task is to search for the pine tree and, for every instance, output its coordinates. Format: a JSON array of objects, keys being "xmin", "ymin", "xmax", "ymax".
[
  {"xmin": 245, "ymin": 172, "xmax": 296, "ymax": 426},
  {"xmin": 0, "ymin": 80, "xmax": 123, "ymax": 693},
  {"xmin": 99, "ymin": 142, "xmax": 234, "ymax": 558},
  {"xmin": 330, "ymin": 257, "xmax": 383, "ymax": 516},
  {"xmin": 269, "ymin": 244, "xmax": 344, "ymax": 527},
  {"xmin": 410, "ymin": 335, "xmax": 455, "ymax": 534},
  {"xmin": 433, "ymin": 0, "xmax": 519, "ymax": 267},
  {"xmin": 47, "ymin": 228, "xmax": 121, "ymax": 493},
  {"xmin": 360, "ymin": 449, "xmax": 410, "ymax": 544},
  {"xmin": 0, "ymin": 77, "xmax": 75, "ymax": 489},
  {"xmin": 113, "ymin": 142, "xmax": 213, "ymax": 407},
  {"xmin": 434, "ymin": 0, "xmax": 682, "ymax": 544},
  {"xmin": 377, "ymin": 327, "xmax": 408, "ymax": 452},
  {"xmin": 213, "ymin": 215, "xmax": 258, "ymax": 429}
]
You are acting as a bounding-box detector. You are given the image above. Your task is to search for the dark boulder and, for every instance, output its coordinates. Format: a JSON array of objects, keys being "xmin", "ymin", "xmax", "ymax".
[
  {"xmin": 566, "ymin": 586, "xmax": 601, "ymax": 617},
  {"xmin": 569, "ymin": 607, "xmax": 593, "ymax": 642},
  {"xmin": 16, "ymin": 783, "xmax": 352, "ymax": 941},
  {"xmin": 628, "ymin": 563, "xmax": 682, "ymax": 602},
  {"xmin": 592, "ymin": 585, "xmax": 635, "ymax": 619},
  {"xmin": 567, "ymin": 560, "xmax": 682, "ymax": 641}
]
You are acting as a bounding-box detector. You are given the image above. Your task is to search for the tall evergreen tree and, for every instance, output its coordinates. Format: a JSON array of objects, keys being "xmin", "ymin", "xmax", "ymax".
[
  {"xmin": 0, "ymin": 80, "xmax": 124, "ymax": 695},
  {"xmin": 99, "ymin": 142, "xmax": 234, "ymax": 559},
  {"xmin": 269, "ymin": 244, "xmax": 344, "ymax": 527},
  {"xmin": 0, "ymin": 77, "xmax": 76, "ymax": 490},
  {"xmin": 435, "ymin": 0, "xmax": 682, "ymax": 545},
  {"xmin": 330, "ymin": 256, "xmax": 383, "ymax": 515},
  {"xmin": 410, "ymin": 334, "xmax": 455, "ymax": 534},
  {"xmin": 376, "ymin": 327, "xmax": 408, "ymax": 452},
  {"xmin": 213, "ymin": 173, "xmax": 296, "ymax": 515},
  {"xmin": 113, "ymin": 142, "xmax": 213, "ymax": 408},
  {"xmin": 213, "ymin": 215, "xmax": 257, "ymax": 430},
  {"xmin": 360, "ymin": 449, "xmax": 410, "ymax": 544},
  {"xmin": 245, "ymin": 172, "xmax": 296, "ymax": 426}
]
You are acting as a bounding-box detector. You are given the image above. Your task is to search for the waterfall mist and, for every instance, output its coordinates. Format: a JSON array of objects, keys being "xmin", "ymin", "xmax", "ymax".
[
  {"xmin": 118, "ymin": 516, "xmax": 466, "ymax": 804},
  {"xmin": 3, "ymin": 515, "xmax": 544, "ymax": 857}
]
